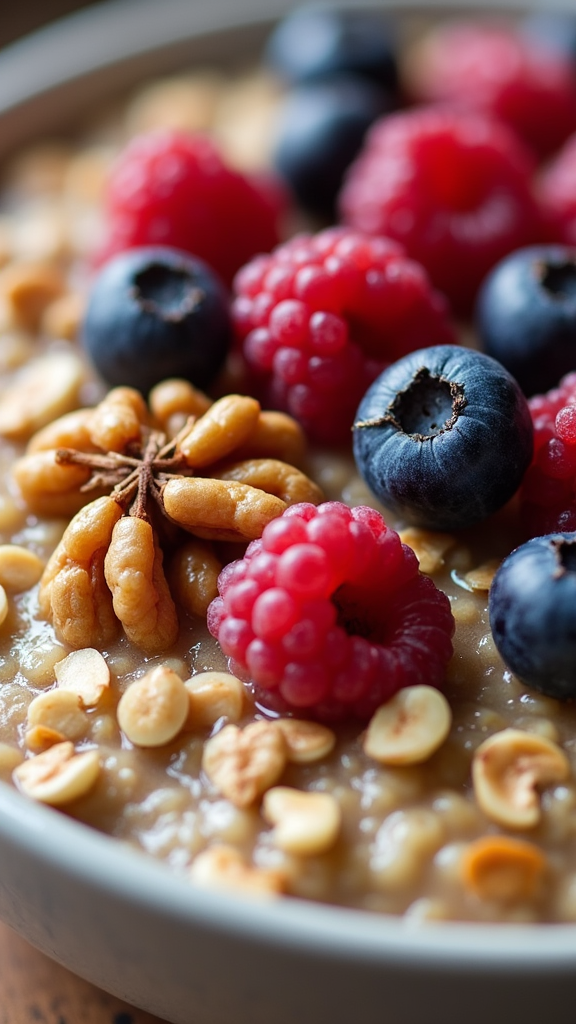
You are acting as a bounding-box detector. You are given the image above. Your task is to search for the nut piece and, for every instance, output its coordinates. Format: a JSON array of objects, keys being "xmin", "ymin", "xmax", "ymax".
[
  {"xmin": 236, "ymin": 410, "xmax": 307, "ymax": 467},
  {"xmin": 460, "ymin": 835, "xmax": 547, "ymax": 903},
  {"xmin": 163, "ymin": 477, "xmax": 287, "ymax": 542},
  {"xmin": 12, "ymin": 448, "xmax": 92, "ymax": 517},
  {"xmin": 0, "ymin": 261, "xmax": 65, "ymax": 330},
  {"xmin": 363, "ymin": 686, "xmax": 452, "ymax": 766},
  {"xmin": 190, "ymin": 844, "xmax": 285, "ymax": 897},
  {"xmin": 263, "ymin": 787, "xmax": 341, "ymax": 856},
  {"xmin": 26, "ymin": 408, "xmax": 95, "ymax": 454},
  {"xmin": 202, "ymin": 721, "xmax": 287, "ymax": 807},
  {"xmin": 179, "ymin": 395, "xmax": 261, "ymax": 467},
  {"xmin": 0, "ymin": 545, "xmax": 44, "ymax": 592},
  {"xmin": 472, "ymin": 728, "xmax": 570, "ymax": 829},
  {"xmin": 13, "ymin": 741, "xmax": 100, "ymax": 805},
  {"xmin": 0, "ymin": 584, "xmax": 8, "ymax": 627},
  {"xmin": 25, "ymin": 724, "xmax": 66, "ymax": 753},
  {"xmin": 54, "ymin": 648, "xmax": 110, "ymax": 707},
  {"xmin": 398, "ymin": 528, "xmax": 456, "ymax": 575},
  {"xmin": 41, "ymin": 291, "xmax": 85, "ymax": 341},
  {"xmin": 464, "ymin": 558, "xmax": 502, "ymax": 592},
  {"xmin": 27, "ymin": 689, "xmax": 89, "ymax": 741},
  {"xmin": 117, "ymin": 665, "xmax": 189, "ymax": 747},
  {"xmin": 149, "ymin": 378, "xmax": 211, "ymax": 430},
  {"xmin": 0, "ymin": 350, "xmax": 84, "ymax": 440},
  {"xmin": 214, "ymin": 458, "xmax": 323, "ymax": 507},
  {"xmin": 185, "ymin": 672, "xmax": 245, "ymax": 729},
  {"xmin": 168, "ymin": 539, "xmax": 221, "ymax": 618},
  {"xmin": 88, "ymin": 386, "xmax": 146, "ymax": 452},
  {"xmin": 276, "ymin": 718, "xmax": 336, "ymax": 764}
]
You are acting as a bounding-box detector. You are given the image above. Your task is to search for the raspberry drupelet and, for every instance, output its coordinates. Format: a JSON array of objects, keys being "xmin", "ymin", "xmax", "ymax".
[
  {"xmin": 232, "ymin": 227, "xmax": 455, "ymax": 444},
  {"xmin": 208, "ymin": 501, "xmax": 455, "ymax": 722},
  {"xmin": 97, "ymin": 130, "xmax": 282, "ymax": 286},
  {"xmin": 339, "ymin": 108, "xmax": 542, "ymax": 316},
  {"xmin": 520, "ymin": 372, "xmax": 576, "ymax": 537},
  {"xmin": 404, "ymin": 20, "xmax": 576, "ymax": 159}
]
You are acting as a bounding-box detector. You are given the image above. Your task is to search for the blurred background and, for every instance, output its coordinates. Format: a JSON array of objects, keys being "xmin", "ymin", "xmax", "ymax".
[{"xmin": 1, "ymin": 1, "xmax": 100, "ymax": 47}]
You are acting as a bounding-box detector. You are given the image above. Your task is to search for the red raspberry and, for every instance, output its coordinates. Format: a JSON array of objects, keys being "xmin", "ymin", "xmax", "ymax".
[
  {"xmin": 232, "ymin": 227, "xmax": 455, "ymax": 444},
  {"xmin": 339, "ymin": 108, "xmax": 542, "ymax": 316},
  {"xmin": 97, "ymin": 131, "xmax": 282, "ymax": 286},
  {"xmin": 520, "ymin": 372, "xmax": 576, "ymax": 536},
  {"xmin": 404, "ymin": 21, "xmax": 576, "ymax": 159},
  {"xmin": 539, "ymin": 136, "xmax": 576, "ymax": 246},
  {"xmin": 207, "ymin": 502, "xmax": 455, "ymax": 722}
]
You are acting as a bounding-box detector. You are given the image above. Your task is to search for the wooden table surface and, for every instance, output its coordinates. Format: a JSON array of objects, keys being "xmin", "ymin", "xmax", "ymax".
[{"xmin": 0, "ymin": 920, "xmax": 168, "ymax": 1024}]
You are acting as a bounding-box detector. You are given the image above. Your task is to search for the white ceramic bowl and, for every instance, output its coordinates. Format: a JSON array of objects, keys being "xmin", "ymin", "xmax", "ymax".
[{"xmin": 0, "ymin": 3, "xmax": 575, "ymax": 1023}]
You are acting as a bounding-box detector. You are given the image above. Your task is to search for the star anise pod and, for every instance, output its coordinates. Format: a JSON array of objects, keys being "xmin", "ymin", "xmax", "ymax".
[{"xmin": 14, "ymin": 380, "xmax": 323, "ymax": 654}]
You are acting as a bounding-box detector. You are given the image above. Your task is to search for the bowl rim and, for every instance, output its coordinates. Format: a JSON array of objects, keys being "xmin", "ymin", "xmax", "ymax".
[{"xmin": 0, "ymin": 0, "xmax": 575, "ymax": 971}]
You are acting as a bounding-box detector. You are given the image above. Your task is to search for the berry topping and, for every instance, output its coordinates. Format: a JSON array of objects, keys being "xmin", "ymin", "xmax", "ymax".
[
  {"xmin": 519, "ymin": 371, "xmax": 576, "ymax": 537},
  {"xmin": 272, "ymin": 76, "xmax": 393, "ymax": 220},
  {"xmin": 208, "ymin": 501, "xmax": 454, "ymax": 721},
  {"xmin": 339, "ymin": 107, "xmax": 542, "ymax": 316},
  {"xmin": 82, "ymin": 246, "xmax": 232, "ymax": 394},
  {"xmin": 98, "ymin": 131, "xmax": 281, "ymax": 286},
  {"xmin": 265, "ymin": 7, "xmax": 398, "ymax": 92},
  {"xmin": 233, "ymin": 227, "xmax": 455, "ymax": 444},
  {"xmin": 539, "ymin": 134, "xmax": 576, "ymax": 248},
  {"xmin": 404, "ymin": 20, "xmax": 576, "ymax": 158},
  {"xmin": 353, "ymin": 345, "xmax": 534, "ymax": 531},
  {"xmin": 475, "ymin": 245, "xmax": 576, "ymax": 397},
  {"xmin": 489, "ymin": 532, "xmax": 576, "ymax": 699}
]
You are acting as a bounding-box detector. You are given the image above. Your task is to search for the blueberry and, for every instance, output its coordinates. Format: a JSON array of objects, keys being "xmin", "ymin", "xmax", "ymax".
[
  {"xmin": 265, "ymin": 6, "xmax": 398, "ymax": 92},
  {"xmin": 352, "ymin": 345, "xmax": 533, "ymax": 531},
  {"xmin": 273, "ymin": 76, "xmax": 392, "ymax": 219},
  {"xmin": 476, "ymin": 245, "xmax": 576, "ymax": 397},
  {"xmin": 489, "ymin": 532, "xmax": 576, "ymax": 699},
  {"xmin": 82, "ymin": 246, "xmax": 232, "ymax": 395}
]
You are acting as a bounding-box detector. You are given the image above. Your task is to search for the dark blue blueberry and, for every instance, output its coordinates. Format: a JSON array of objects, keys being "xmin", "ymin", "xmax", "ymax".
[
  {"xmin": 82, "ymin": 246, "xmax": 232, "ymax": 395},
  {"xmin": 352, "ymin": 345, "xmax": 533, "ymax": 531},
  {"xmin": 475, "ymin": 245, "xmax": 576, "ymax": 397},
  {"xmin": 489, "ymin": 532, "xmax": 576, "ymax": 699},
  {"xmin": 265, "ymin": 7, "xmax": 398, "ymax": 92},
  {"xmin": 273, "ymin": 76, "xmax": 392, "ymax": 219}
]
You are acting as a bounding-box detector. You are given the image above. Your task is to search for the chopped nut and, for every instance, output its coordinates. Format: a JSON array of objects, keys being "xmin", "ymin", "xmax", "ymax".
[
  {"xmin": 12, "ymin": 448, "xmax": 92, "ymax": 517},
  {"xmin": 0, "ymin": 743, "xmax": 24, "ymax": 772},
  {"xmin": 88, "ymin": 387, "xmax": 147, "ymax": 453},
  {"xmin": 461, "ymin": 835, "xmax": 547, "ymax": 903},
  {"xmin": 263, "ymin": 787, "xmax": 341, "ymax": 856},
  {"xmin": 13, "ymin": 741, "xmax": 100, "ymax": 805},
  {"xmin": 41, "ymin": 291, "xmax": 85, "ymax": 341},
  {"xmin": 214, "ymin": 458, "xmax": 323, "ymax": 507},
  {"xmin": 235, "ymin": 410, "xmax": 307, "ymax": 467},
  {"xmin": 0, "ymin": 585, "xmax": 8, "ymax": 628},
  {"xmin": 0, "ymin": 261, "xmax": 65, "ymax": 331},
  {"xmin": 276, "ymin": 718, "xmax": 336, "ymax": 764},
  {"xmin": 149, "ymin": 378, "xmax": 211, "ymax": 430},
  {"xmin": 363, "ymin": 686, "xmax": 452, "ymax": 766},
  {"xmin": 0, "ymin": 545, "xmax": 44, "ymax": 592},
  {"xmin": 25, "ymin": 724, "xmax": 66, "ymax": 752},
  {"xmin": 26, "ymin": 408, "xmax": 95, "ymax": 454},
  {"xmin": 179, "ymin": 395, "xmax": 261, "ymax": 467},
  {"xmin": 104, "ymin": 516, "xmax": 179, "ymax": 654},
  {"xmin": 0, "ymin": 350, "xmax": 84, "ymax": 440},
  {"xmin": 54, "ymin": 648, "xmax": 110, "ymax": 707},
  {"xmin": 464, "ymin": 558, "xmax": 502, "ymax": 592},
  {"xmin": 398, "ymin": 528, "xmax": 457, "ymax": 575},
  {"xmin": 202, "ymin": 721, "xmax": 287, "ymax": 807},
  {"xmin": 168, "ymin": 539, "xmax": 221, "ymax": 618},
  {"xmin": 185, "ymin": 671, "xmax": 244, "ymax": 729},
  {"xmin": 472, "ymin": 728, "xmax": 570, "ymax": 829},
  {"xmin": 163, "ymin": 477, "xmax": 287, "ymax": 542},
  {"xmin": 27, "ymin": 689, "xmax": 89, "ymax": 740},
  {"xmin": 190, "ymin": 843, "xmax": 284, "ymax": 897},
  {"xmin": 117, "ymin": 664, "xmax": 189, "ymax": 747}
]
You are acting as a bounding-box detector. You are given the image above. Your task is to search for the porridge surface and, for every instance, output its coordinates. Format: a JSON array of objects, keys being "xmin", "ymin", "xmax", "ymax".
[{"xmin": 0, "ymin": 18, "xmax": 574, "ymax": 925}]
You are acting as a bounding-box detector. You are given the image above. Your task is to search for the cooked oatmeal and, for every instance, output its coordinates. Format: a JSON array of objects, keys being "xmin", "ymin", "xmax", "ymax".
[{"xmin": 0, "ymin": 15, "xmax": 575, "ymax": 928}]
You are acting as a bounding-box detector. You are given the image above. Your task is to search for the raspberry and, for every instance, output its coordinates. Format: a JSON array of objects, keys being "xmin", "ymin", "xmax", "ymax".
[
  {"xmin": 539, "ymin": 136, "xmax": 576, "ymax": 247},
  {"xmin": 97, "ymin": 130, "xmax": 282, "ymax": 286},
  {"xmin": 208, "ymin": 502, "xmax": 455, "ymax": 722},
  {"xmin": 233, "ymin": 227, "xmax": 455, "ymax": 444},
  {"xmin": 339, "ymin": 108, "xmax": 542, "ymax": 316},
  {"xmin": 404, "ymin": 21, "xmax": 576, "ymax": 159},
  {"xmin": 520, "ymin": 372, "xmax": 576, "ymax": 536}
]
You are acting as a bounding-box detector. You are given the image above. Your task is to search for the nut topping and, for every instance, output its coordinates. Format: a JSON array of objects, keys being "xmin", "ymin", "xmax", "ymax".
[
  {"xmin": 190, "ymin": 844, "xmax": 285, "ymax": 897},
  {"xmin": 262, "ymin": 787, "xmax": 341, "ymax": 855},
  {"xmin": 275, "ymin": 718, "xmax": 336, "ymax": 764},
  {"xmin": 54, "ymin": 648, "xmax": 110, "ymax": 707},
  {"xmin": 472, "ymin": 728, "xmax": 570, "ymax": 829},
  {"xmin": 363, "ymin": 686, "xmax": 452, "ymax": 765},
  {"xmin": 202, "ymin": 721, "xmax": 287, "ymax": 807},
  {"xmin": 13, "ymin": 741, "xmax": 100, "ymax": 805},
  {"xmin": 185, "ymin": 671, "xmax": 245, "ymax": 729},
  {"xmin": 460, "ymin": 835, "xmax": 547, "ymax": 903},
  {"xmin": 117, "ymin": 665, "xmax": 189, "ymax": 747}
]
